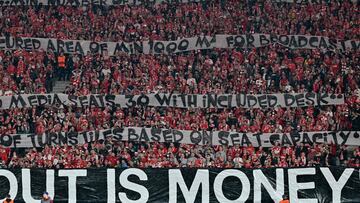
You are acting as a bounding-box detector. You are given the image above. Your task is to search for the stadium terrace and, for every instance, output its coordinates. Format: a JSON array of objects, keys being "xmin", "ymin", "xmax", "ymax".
[{"xmin": 0, "ymin": 0, "xmax": 359, "ymax": 202}]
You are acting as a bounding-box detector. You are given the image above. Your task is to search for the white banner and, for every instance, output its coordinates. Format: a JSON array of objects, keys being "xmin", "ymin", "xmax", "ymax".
[
  {"xmin": 2, "ymin": 127, "xmax": 360, "ymax": 148},
  {"xmin": 0, "ymin": 34, "xmax": 358, "ymax": 55},
  {"xmin": 0, "ymin": 92, "xmax": 345, "ymax": 109},
  {"xmin": 0, "ymin": 0, "xmax": 202, "ymax": 6}
]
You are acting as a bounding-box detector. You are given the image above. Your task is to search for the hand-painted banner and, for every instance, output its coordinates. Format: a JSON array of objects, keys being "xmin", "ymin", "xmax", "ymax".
[
  {"xmin": 1, "ymin": 168, "xmax": 360, "ymax": 203},
  {"xmin": 0, "ymin": 0, "xmax": 202, "ymax": 6},
  {"xmin": 1, "ymin": 0, "xmax": 357, "ymax": 6},
  {"xmin": 0, "ymin": 92, "xmax": 345, "ymax": 109},
  {"xmin": 0, "ymin": 34, "xmax": 358, "ymax": 55},
  {"xmin": 2, "ymin": 127, "xmax": 359, "ymax": 148}
]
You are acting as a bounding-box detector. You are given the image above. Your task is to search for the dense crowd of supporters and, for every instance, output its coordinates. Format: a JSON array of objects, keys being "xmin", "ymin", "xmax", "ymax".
[
  {"xmin": 0, "ymin": 104, "xmax": 359, "ymax": 136},
  {"xmin": 60, "ymin": 48, "xmax": 360, "ymax": 96},
  {"xmin": 1, "ymin": 47, "xmax": 359, "ymax": 135},
  {"xmin": 0, "ymin": 0, "xmax": 359, "ymax": 169},
  {"xmin": 1, "ymin": 0, "xmax": 358, "ymax": 41},
  {"xmin": 0, "ymin": 1, "xmax": 359, "ymax": 96},
  {"xmin": 1, "ymin": 141, "xmax": 360, "ymax": 169},
  {"xmin": 1, "ymin": 47, "xmax": 359, "ymax": 97}
]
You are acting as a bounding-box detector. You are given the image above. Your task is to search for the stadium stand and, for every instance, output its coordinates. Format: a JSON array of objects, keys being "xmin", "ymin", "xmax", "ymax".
[{"xmin": 0, "ymin": 0, "xmax": 359, "ymax": 202}]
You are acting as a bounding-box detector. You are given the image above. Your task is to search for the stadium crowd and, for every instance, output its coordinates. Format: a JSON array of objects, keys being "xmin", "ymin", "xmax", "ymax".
[
  {"xmin": 0, "ymin": 0, "xmax": 358, "ymax": 41},
  {"xmin": 0, "ymin": 104, "xmax": 359, "ymax": 135},
  {"xmin": 1, "ymin": 46, "xmax": 359, "ymax": 97},
  {"xmin": 0, "ymin": 0, "xmax": 359, "ymax": 169},
  {"xmin": 2, "ymin": 141, "xmax": 360, "ymax": 169}
]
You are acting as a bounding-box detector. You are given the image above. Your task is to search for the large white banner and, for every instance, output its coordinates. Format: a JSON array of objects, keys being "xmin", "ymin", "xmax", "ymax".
[
  {"xmin": 0, "ymin": 92, "xmax": 345, "ymax": 109},
  {"xmin": 1, "ymin": 168, "xmax": 360, "ymax": 203},
  {"xmin": 0, "ymin": 0, "xmax": 202, "ymax": 6},
  {"xmin": 2, "ymin": 127, "xmax": 360, "ymax": 148},
  {"xmin": 0, "ymin": 34, "xmax": 358, "ymax": 55}
]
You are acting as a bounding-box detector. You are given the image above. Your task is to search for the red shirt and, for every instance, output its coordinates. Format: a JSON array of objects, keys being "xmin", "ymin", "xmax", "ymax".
[
  {"xmin": 106, "ymin": 155, "xmax": 118, "ymax": 167},
  {"xmin": 0, "ymin": 150, "xmax": 8, "ymax": 162}
]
